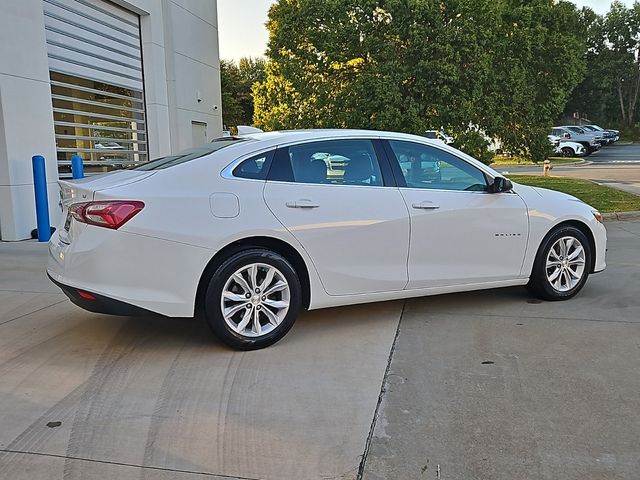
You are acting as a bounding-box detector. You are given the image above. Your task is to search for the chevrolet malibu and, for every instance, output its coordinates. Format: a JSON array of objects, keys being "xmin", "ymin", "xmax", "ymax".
[{"xmin": 48, "ymin": 130, "xmax": 607, "ymax": 350}]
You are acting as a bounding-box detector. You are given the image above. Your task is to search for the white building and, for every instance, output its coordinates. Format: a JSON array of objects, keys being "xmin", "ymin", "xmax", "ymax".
[{"xmin": 0, "ymin": 0, "xmax": 222, "ymax": 241}]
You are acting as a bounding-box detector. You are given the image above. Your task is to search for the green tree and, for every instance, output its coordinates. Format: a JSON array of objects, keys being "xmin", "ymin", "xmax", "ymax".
[
  {"xmin": 565, "ymin": 1, "xmax": 640, "ymax": 127},
  {"xmin": 478, "ymin": 0, "xmax": 586, "ymax": 161},
  {"xmin": 254, "ymin": 0, "xmax": 499, "ymax": 134},
  {"xmin": 221, "ymin": 57, "xmax": 266, "ymax": 131},
  {"xmin": 254, "ymin": 0, "xmax": 585, "ymax": 161},
  {"xmin": 221, "ymin": 60, "xmax": 244, "ymax": 130}
]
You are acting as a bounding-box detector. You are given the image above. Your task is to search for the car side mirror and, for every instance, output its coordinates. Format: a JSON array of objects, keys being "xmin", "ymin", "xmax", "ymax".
[
  {"xmin": 564, "ymin": 133, "xmax": 571, "ymax": 139},
  {"xmin": 490, "ymin": 176, "xmax": 513, "ymax": 193}
]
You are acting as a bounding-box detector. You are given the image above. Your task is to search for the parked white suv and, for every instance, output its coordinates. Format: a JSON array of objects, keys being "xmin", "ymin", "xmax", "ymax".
[
  {"xmin": 549, "ymin": 135, "xmax": 587, "ymax": 157},
  {"xmin": 551, "ymin": 127, "xmax": 599, "ymax": 154}
]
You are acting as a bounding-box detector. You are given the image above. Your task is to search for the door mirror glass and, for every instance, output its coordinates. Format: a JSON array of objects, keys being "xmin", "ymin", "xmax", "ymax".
[{"xmin": 490, "ymin": 176, "xmax": 513, "ymax": 193}]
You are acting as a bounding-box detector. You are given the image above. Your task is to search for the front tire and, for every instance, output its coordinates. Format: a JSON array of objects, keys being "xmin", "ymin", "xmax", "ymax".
[
  {"xmin": 204, "ymin": 249, "xmax": 302, "ymax": 350},
  {"xmin": 580, "ymin": 142, "xmax": 594, "ymax": 154},
  {"xmin": 561, "ymin": 147, "xmax": 574, "ymax": 157},
  {"xmin": 527, "ymin": 226, "xmax": 591, "ymax": 301}
]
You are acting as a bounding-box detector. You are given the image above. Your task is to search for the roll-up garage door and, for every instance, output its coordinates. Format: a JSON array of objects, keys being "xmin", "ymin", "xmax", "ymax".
[{"xmin": 43, "ymin": 0, "xmax": 147, "ymax": 176}]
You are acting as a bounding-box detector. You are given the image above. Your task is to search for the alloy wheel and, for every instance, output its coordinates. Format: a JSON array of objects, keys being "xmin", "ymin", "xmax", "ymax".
[
  {"xmin": 220, "ymin": 263, "xmax": 290, "ymax": 337},
  {"xmin": 546, "ymin": 236, "xmax": 586, "ymax": 292}
]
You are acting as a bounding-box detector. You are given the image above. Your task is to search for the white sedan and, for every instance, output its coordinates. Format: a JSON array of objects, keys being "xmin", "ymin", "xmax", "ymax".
[{"xmin": 48, "ymin": 130, "xmax": 607, "ymax": 350}]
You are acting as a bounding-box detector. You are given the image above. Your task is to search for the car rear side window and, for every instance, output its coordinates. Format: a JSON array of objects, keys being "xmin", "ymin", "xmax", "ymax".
[
  {"xmin": 268, "ymin": 139, "xmax": 384, "ymax": 186},
  {"xmin": 233, "ymin": 150, "xmax": 274, "ymax": 180}
]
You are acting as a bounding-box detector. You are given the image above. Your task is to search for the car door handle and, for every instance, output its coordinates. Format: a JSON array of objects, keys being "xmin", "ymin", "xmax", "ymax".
[
  {"xmin": 412, "ymin": 201, "xmax": 440, "ymax": 210},
  {"xmin": 286, "ymin": 199, "xmax": 320, "ymax": 209}
]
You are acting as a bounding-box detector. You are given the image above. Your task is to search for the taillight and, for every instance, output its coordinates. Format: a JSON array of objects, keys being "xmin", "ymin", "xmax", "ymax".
[{"xmin": 69, "ymin": 201, "xmax": 144, "ymax": 229}]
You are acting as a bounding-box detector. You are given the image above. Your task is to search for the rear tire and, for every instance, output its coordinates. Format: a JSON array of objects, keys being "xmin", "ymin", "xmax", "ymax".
[
  {"xmin": 526, "ymin": 226, "xmax": 591, "ymax": 301},
  {"xmin": 204, "ymin": 248, "xmax": 302, "ymax": 350}
]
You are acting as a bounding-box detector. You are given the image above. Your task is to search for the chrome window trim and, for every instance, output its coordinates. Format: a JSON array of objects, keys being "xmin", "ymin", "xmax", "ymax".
[{"xmin": 263, "ymin": 179, "xmax": 393, "ymax": 189}]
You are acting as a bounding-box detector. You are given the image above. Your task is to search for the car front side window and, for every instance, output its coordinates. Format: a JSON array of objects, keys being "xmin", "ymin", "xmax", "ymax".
[
  {"xmin": 268, "ymin": 139, "xmax": 384, "ymax": 187},
  {"xmin": 388, "ymin": 140, "xmax": 487, "ymax": 192}
]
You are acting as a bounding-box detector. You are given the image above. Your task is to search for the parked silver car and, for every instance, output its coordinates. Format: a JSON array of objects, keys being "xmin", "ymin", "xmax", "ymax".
[
  {"xmin": 583, "ymin": 125, "xmax": 619, "ymax": 144},
  {"xmin": 551, "ymin": 127, "xmax": 600, "ymax": 154}
]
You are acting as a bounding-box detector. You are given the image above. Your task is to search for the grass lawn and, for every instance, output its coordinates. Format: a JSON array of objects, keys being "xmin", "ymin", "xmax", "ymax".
[
  {"xmin": 508, "ymin": 175, "xmax": 640, "ymax": 213},
  {"xmin": 490, "ymin": 156, "xmax": 583, "ymax": 166}
]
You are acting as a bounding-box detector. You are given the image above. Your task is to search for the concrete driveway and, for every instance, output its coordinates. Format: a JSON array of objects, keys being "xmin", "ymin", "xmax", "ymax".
[{"xmin": 1, "ymin": 221, "xmax": 639, "ymax": 480}]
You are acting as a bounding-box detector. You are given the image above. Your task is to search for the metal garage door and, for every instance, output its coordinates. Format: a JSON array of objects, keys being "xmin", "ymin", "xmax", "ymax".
[{"xmin": 43, "ymin": 0, "xmax": 147, "ymax": 176}]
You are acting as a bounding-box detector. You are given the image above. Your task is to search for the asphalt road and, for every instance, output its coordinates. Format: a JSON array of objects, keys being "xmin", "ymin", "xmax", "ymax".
[
  {"xmin": 1, "ymin": 221, "xmax": 639, "ymax": 480},
  {"xmin": 496, "ymin": 144, "xmax": 640, "ymax": 176},
  {"xmin": 590, "ymin": 143, "xmax": 640, "ymax": 164}
]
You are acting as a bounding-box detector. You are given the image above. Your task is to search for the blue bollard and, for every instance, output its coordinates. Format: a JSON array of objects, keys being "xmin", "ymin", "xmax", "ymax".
[
  {"xmin": 31, "ymin": 155, "xmax": 51, "ymax": 242},
  {"xmin": 71, "ymin": 154, "xmax": 84, "ymax": 179}
]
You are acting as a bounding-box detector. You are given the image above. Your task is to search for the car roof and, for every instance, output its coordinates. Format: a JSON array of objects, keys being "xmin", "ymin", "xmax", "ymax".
[
  {"xmin": 241, "ymin": 128, "xmax": 441, "ymax": 144},
  {"xmin": 223, "ymin": 128, "xmax": 499, "ymax": 178},
  {"xmin": 234, "ymin": 129, "xmax": 465, "ymax": 159}
]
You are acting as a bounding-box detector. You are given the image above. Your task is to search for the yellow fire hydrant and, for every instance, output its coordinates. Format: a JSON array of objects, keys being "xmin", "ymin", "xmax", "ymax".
[{"xmin": 543, "ymin": 160, "xmax": 553, "ymax": 177}]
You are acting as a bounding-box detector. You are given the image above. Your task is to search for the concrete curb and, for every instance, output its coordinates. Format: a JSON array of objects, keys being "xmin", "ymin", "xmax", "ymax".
[
  {"xmin": 546, "ymin": 159, "xmax": 588, "ymax": 166},
  {"xmin": 602, "ymin": 211, "xmax": 640, "ymax": 222}
]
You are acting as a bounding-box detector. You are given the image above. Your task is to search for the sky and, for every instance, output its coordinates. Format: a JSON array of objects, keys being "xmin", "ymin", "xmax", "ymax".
[
  {"xmin": 218, "ymin": 0, "xmax": 274, "ymax": 61},
  {"xmin": 217, "ymin": 0, "xmax": 635, "ymax": 61}
]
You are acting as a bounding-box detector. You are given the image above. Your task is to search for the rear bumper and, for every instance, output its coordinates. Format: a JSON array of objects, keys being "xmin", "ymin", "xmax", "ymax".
[
  {"xmin": 47, "ymin": 228, "xmax": 214, "ymax": 317},
  {"xmin": 48, "ymin": 273, "xmax": 155, "ymax": 316}
]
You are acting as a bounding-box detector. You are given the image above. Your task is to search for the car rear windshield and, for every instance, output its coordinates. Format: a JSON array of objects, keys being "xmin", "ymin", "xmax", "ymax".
[{"xmin": 132, "ymin": 137, "xmax": 251, "ymax": 171}]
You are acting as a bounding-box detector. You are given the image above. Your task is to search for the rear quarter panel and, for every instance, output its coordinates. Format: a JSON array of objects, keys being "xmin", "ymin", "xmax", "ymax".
[{"xmin": 96, "ymin": 155, "xmax": 328, "ymax": 310}]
